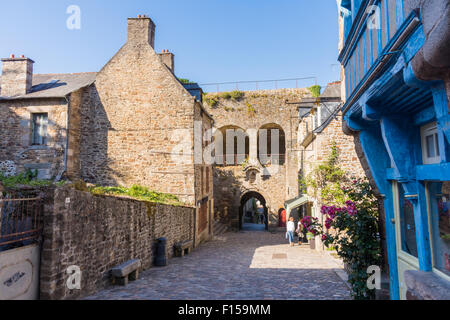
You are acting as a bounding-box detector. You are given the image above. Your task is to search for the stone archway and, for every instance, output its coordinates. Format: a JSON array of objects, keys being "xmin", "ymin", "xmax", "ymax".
[{"xmin": 239, "ymin": 191, "xmax": 268, "ymax": 231}]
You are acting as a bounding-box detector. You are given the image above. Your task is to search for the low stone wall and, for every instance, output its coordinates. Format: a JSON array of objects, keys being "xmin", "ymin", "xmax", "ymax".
[
  {"xmin": 39, "ymin": 186, "xmax": 195, "ymax": 300},
  {"xmin": 405, "ymin": 270, "xmax": 450, "ymax": 300}
]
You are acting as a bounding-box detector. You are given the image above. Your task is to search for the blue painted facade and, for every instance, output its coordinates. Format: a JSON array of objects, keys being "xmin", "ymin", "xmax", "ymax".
[{"xmin": 338, "ymin": 0, "xmax": 450, "ymax": 299}]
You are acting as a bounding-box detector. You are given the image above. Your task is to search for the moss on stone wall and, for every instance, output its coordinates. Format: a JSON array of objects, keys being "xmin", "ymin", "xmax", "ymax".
[{"xmin": 87, "ymin": 184, "xmax": 183, "ymax": 206}]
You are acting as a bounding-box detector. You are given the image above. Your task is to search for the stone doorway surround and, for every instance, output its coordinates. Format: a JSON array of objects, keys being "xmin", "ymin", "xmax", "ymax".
[{"xmin": 239, "ymin": 190, "xmax": 269, "ymax": 231}]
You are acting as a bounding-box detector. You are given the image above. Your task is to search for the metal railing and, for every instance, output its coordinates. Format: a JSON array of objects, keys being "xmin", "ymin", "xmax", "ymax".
[
  {"xmin": 200, "ymin": 77, "xmax": 318, "ymax": 93},
  {"xmin": 0, "ymin": 196, "xmax": 42, "ymax": 250}
]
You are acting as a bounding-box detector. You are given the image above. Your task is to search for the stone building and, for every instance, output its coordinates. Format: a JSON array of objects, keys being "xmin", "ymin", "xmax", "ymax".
[
  {"xmin": 203, "ymin": 88, "xmax": 309, "ymax": 230},
  {"xmin": 0, "ymin": 15, "xmax": 214, "ymax": 244},
  {"xmin": 285, "ymin": 81, "xmax": 366, "ymax": 249}
]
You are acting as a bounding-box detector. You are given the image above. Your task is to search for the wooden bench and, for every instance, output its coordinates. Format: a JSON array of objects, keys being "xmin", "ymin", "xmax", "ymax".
[
  {"xmin": 111, "ymin": 259, "xmax": 141, "ymax": 286},
  {"xmin": 174, "ymin": 240, "xmax": 194, "ymax": 257}
]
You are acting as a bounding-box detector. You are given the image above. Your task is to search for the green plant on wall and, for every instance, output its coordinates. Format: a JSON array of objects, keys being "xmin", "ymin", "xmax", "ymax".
[
  {"xmin": 303, "ymin": 141, "xmax": 347, "ymax": 203},
  {"xmin": 220, "ymin": 92, "xmax": 232, "ymax": 100},
  {"xmin": 204, "ymin": 95, "xmax": 219, "ymax": 107},
  {"xmin": 0, "ymin": 170, "xmax": 53, "ymax": 189},
  {"xmin": 230, "ymin": 90, "xmax": 244, "ymax": 101},
  {"xmin": 308, "ymin": 85, "xmax": 322, "ymax": 98},
  {"xmin": 246, "ymin": 102, "xmax": 256, "ymax": 116},
  {"xmin": 241, "ymin": 157, "xmax": 249, "ymax": 170},
  {"xmin": 178, "ymin": 78, "xmax": 195, "ymax": 84},
  {"xmin": 89, "ymin": 184, "xmax": 182, "ymax": 206},
  {"xmin": 298, "ymin": 174, "xmax": 308, "ymax": 194}
]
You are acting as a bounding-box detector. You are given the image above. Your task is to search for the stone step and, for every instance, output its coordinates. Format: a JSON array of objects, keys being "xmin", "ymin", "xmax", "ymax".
[
  {"xmin": 213, "ymin": 221, "xmax": 228, "ymax": 236},
  {"xmin": 214, "ymin": 225, "xmax": 227, "ymax": 235}
]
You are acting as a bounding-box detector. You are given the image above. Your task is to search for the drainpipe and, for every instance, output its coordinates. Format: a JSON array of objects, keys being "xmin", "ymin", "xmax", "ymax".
[{"xmin": 57, "ymin": 95, "xmax": 70, "ymax": 181}]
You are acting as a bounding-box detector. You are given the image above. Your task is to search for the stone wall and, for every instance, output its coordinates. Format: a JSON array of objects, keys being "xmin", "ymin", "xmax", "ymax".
[
  {"xmin": 405, "ymin": 270, "xmax": 450, "ymax": 300},
  {"xmin": 193, "ymin": 102, "xmax": 214, "ymax": 242},
  {"xmin": 39, "ymin": 186, "xmax": 195, "ymax": 300},
  {"xmin": 301, "ymin": 111, "xmax": 366, "ymax": 181},
  {"xmin": 0, "ymin": 98, "xmax": 68, "ymax": 180},
  {"xmin": 204, "ymin": 88, "xmax": 307, "ymax": 229},
  {"xmin": 300, "ymin": 109, "xmax": 367, "ymax": 251}
]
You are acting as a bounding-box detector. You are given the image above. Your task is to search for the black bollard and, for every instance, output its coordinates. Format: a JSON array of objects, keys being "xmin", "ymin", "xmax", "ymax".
[{"xmin": 155, "ymin": 237, "xmax": 167, "ymax": 266}]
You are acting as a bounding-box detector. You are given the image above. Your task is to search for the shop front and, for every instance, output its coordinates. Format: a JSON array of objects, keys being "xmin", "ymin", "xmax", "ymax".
[{"xmin": 338, "ymin": 0, "xmax": 450, "ymax": 299}]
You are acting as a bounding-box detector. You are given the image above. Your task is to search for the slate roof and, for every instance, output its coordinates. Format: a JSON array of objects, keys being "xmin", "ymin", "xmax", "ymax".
[
  {"xmin": 320, "ymin": 81, "xmax": 341, "ymax": 98},
  {"xmin": 0, "ymin": 72, "xmax": 97, "ymax": 100},
  {"xmin": 182, "ymin": 83, "xmax": 203, "ymax": 102}
]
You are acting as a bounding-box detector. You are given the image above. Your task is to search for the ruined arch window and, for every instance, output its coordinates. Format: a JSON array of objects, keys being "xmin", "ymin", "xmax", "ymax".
[
  {"xmin": 258, "ymin": 124, "xmax": 286, "ymax": 165},
  {"xmin": 215, "ymin": 126, "xmax": 249, "ymax": 166}
]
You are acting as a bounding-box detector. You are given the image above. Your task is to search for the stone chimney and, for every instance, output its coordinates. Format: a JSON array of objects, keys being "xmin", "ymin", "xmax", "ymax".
[
  {"xmin": 158, "ymin": 49, "xmax": 175, "ymax": 73},
  {"xmin": 1, "ymin": 54, "xmax": 34, "ymax": 97},
  {"xmin": 127, "ymin": 15, "xmax": 156, "ymax": 47}
]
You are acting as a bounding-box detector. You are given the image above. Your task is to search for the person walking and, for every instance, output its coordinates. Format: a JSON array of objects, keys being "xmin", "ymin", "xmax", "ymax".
[
  {"xmin": 257, "ymin": 205, "xmax": 265, "ymax": 225},
  {"xmin": 286, "ymin": 216, "xmax": 295, "ymax": 246},
  {"xmin": 297, "ymin": 220, "xmax": 304, "ymax": 246}
]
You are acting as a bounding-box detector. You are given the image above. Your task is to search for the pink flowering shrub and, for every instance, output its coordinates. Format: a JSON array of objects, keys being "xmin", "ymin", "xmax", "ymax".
[
  {"xmin": 299, "ymin": 143, "xmax": 381, "ymax": 299},
  {"xmin": 301, "ymin": 216, "xmax": 322, "ymax": 235},
  {"xmin": 319, "ymin": 179, "xmax": 380, "ymax": 300}
]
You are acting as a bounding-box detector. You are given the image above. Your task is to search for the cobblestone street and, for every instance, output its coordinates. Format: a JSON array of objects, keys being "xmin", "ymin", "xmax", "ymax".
[{"xmin": 86, "ymin": 231, "xmax": 350, "ymax": 300}]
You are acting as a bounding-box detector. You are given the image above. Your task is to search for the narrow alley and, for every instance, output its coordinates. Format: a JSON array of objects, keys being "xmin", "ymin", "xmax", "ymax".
[{"xmin": 86, "ymin": 231, "xmax": 350, "ymax": 300}]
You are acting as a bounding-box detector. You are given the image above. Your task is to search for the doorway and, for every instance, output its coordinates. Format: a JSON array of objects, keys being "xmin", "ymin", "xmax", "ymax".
[{"xmin": 239, "ymin": 192, "xmax": 268, "ymax": 231}]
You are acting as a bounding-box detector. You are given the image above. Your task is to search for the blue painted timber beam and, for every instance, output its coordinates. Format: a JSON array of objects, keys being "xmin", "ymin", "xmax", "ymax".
[
  {"xmin": 380, "ymin": 116, "xmax": 417, "ymax": 185},
  {"xmin": 359, "ymin": 125, "xmax": 391, "ymax": 194},
  {"xmin": 362, "ymin": 103, "xmax": 382, "ymax": 120},
  {"xmin": 412, "ymin": 182, "xmax": 433, "ymax": 271},
  {"xmin": 416, "ymin": 163, "xmax": 450, "ymax": 181},
  {"xmin": 344, "ymin": 113, "xmax": 366, "ymax": 131},
  {"xmin": 404, "ymin": 63, "xmax": 450, "ymax": 146},
  {"xmin": 383, "ymin": 187, "xmax": 400, "ymax": 300}
]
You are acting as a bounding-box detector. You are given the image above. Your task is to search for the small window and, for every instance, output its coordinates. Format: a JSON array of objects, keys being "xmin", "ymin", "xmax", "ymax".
[
  {"xmin": 421, "ymin": 122, "xmax": 441, "ymax": 165},
  {"xmin": 32, "ymin": 113, "xmax": 48, "ymax": 146}
]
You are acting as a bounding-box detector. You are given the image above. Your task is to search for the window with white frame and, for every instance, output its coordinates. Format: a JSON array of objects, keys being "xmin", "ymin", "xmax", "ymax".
[
  {"xmin": 31, "ymin": 113, "xmax": 48, "ymax": 146},
  {"xmin": 421, "ymin": 122, "xmax": 440, "ymax": 165}
]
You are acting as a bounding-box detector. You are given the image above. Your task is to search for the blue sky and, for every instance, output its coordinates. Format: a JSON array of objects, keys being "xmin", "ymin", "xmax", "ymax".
[{"xmin": 0, "ymin": 0, "xmax": 340, "ymax": 91}]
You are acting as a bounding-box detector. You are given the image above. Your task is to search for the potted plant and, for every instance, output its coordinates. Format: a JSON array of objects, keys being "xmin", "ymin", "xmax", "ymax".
[{"xmin": 301, "ymin": 216, "xmax": 322, "ymax": 250}]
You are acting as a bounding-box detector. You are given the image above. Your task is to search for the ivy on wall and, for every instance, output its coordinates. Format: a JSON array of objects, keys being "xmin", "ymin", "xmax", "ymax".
[{"xmin": 308, "ymin": 85, "xmax": 322, "ymax": 98}]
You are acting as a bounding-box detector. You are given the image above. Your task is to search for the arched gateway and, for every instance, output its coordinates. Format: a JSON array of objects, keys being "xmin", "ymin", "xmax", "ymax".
[{"xmin": 239, "ymin": 191, "xmax": 268, "ymax": 231}]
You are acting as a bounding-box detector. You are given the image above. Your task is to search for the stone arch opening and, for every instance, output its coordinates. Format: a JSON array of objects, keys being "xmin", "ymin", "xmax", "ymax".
[
  {"xmin": 215, "ymin": 125, "xmax": 250, "ymax": 166},
  {"xmin": 239, "ymin": 191, "xmax": 268, "ymax": 231},
  {"xmin": 257, "ymin": 123, "xmax": 286, "ymax": 165}
]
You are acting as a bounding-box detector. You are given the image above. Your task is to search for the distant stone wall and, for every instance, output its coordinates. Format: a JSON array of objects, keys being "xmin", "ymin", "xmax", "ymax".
[
  {"xmin": 39, "ymin": 186, "xmax": 195, "ymax": 300},
  {"xmin": 203, "ymin": 89, "xmax": 307, "ymax": 229}
]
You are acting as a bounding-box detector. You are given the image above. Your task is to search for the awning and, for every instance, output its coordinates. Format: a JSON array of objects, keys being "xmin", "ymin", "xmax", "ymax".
[{"xmin": 284, "ymin": 195, "xmax": 312, "ymax": 218}]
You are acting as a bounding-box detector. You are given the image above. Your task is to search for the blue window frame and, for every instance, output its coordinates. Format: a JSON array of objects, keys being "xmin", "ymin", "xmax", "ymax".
[
  {"xmin": 398, "ymin": 185, "xmax": 419, "ymax": 258},
  {"xmin": 427, "ymin": 181, "xmax": 450, "ymax": 277}
]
